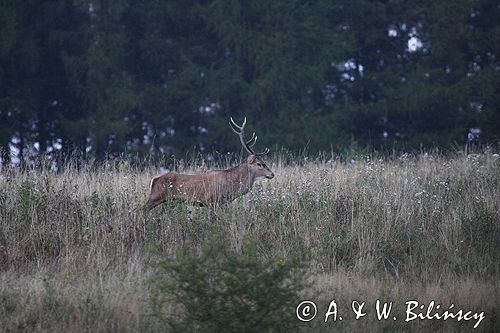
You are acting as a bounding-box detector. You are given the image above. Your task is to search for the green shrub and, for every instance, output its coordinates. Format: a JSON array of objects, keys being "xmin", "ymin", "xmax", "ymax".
[{"xmin": 151, "ymin": 236, "xmax": 305, "ymax": 332}]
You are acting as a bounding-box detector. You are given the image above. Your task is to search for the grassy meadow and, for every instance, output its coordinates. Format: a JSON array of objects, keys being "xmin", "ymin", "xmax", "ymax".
[{"xmin": 0, "ymin": 151, "xmax": 499, "ymax": 332}]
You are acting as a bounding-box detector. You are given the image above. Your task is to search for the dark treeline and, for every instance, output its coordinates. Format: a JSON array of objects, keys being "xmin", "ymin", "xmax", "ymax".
[{"xmin": 0, "ymin": 0, "xmax": 499, "ymax": 165}]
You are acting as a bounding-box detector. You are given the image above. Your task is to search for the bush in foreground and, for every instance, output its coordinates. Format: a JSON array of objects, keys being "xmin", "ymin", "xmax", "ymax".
[{"xmin": 150, "ymin": 236, "xmax": 305, "ymax": 332}]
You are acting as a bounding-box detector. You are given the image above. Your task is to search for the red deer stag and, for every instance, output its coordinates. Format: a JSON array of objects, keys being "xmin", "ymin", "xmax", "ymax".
[{"xmin": 145, "ymin": 117, "xmax": 274, "ymax": 210}]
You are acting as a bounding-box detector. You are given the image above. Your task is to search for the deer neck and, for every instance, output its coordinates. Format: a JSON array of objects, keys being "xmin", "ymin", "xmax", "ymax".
[{"xmin": 232, "ymin": 162, "xmax": 255, "ymax": 193}]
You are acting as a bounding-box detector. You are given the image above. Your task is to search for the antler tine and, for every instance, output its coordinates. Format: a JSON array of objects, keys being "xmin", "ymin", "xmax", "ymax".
[
  {"xmin": 254, "ymin": 147, "xmax": 269, "ymax": 156},
  {"xmin": 229, "ymin": 117, "xmax": 240, "ymax": 134},
  {"xmin": 246, "ymin": 132, "xmax": 257, "ymax": 147},
  {"xmin": 229, "ymin": 117, "xmax": 246, "ymax": 130},
  {"xmin": 229, "ymin": 117, "xmax": 270, "ymax": 156},
  {"xmin": 229, "ymin": 117, "xmax": 254, "ymax": 155}
]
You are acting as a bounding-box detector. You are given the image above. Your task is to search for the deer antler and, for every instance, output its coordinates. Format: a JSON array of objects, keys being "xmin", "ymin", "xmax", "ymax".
[{"xmin": 229, "ymin": 117, "xmax": 269, "ymax": 156}]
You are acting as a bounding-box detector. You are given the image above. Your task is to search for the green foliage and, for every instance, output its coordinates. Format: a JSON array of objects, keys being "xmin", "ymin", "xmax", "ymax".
[
  {"xmin": 18, "ymin": 179, "xmax": 42, "ymax": 212},
  {"xmin": 151, "ymin": 236, "xmax": 305, "ymax": 332},
  {"xmin": 461, "ymin": 201, "xmax": 500, "ymax": 268},
  {"xmin": 1, "ymin": 0, "xmax": 499, "ymax": 162}
]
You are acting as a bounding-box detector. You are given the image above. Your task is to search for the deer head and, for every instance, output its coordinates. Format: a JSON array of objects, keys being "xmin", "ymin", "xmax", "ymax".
[{"xmin": 230, "ymin": 117, "xmax": 274, "ymax": 179}]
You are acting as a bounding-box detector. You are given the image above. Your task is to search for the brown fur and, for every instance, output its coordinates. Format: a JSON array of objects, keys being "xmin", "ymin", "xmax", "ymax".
[{"xmin": 145, "ymin": 155, "xmax": 273, "ymax": 210}]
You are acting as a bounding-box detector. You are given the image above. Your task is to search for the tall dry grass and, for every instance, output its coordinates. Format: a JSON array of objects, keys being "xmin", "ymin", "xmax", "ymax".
[{"xmin": 0, "ymin": 151, "xmax": 498, "ymax": 332}]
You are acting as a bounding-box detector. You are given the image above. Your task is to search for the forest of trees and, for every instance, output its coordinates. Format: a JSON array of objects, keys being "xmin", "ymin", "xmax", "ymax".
[{"xmin": 1, "ymin": 0, "xmax": 498, "ymax": 165}]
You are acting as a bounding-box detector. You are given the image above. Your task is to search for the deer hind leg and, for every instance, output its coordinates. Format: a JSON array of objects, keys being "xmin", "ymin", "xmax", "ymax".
[
  {"xmin": 144, "ymin": 190, "xmax": 168, "ymax": 211},
  {"xmin": 144, "ymin": 198, "xmax": 161, "ymax": 211},
  {"xmin": 144, "ymin": 176, "xmax": 173, "ymax": 211}
]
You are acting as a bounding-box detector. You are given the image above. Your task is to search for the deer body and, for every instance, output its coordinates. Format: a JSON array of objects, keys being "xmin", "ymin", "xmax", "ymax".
[{"xmin": 145, "ymin": 118, "xmax": 274, "ymax": 211}]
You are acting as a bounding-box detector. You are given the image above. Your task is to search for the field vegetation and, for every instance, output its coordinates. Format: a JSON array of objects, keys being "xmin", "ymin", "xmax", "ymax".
[{"xmin": 0, "ymin": 150, "xmax": 498, "ymax": 332}]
